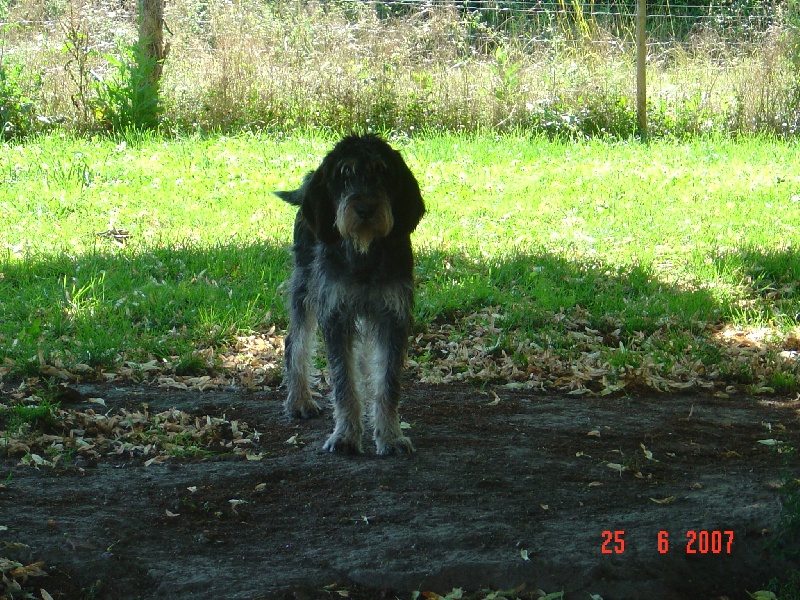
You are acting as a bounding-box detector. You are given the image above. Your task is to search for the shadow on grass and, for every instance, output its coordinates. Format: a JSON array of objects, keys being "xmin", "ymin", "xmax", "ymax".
[
  {"xmin": 1, "ymin": 241, "xmax": 799, "ymax": 389},
  {"xmin": 414, "ymin": 244, "xmax": 800, "ymax": 392},
  {"xmin": 0, "ymin": 240, "xmax": 292, "ymax": 377}
]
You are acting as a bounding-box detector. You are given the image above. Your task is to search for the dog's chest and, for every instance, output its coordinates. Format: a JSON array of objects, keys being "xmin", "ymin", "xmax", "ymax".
[
  {"xmin": 311, "ymin": 239, "xmax": 413, "ymax": 318},
  {"xmin": 320, "ymin": 238, "xmax": 412, "ymax": 284}
]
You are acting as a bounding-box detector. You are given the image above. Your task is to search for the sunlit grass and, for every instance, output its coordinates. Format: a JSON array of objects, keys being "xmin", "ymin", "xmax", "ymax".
[{"xmin": 1, "ymin": 132, "xmax": 799, "ymax": 389}]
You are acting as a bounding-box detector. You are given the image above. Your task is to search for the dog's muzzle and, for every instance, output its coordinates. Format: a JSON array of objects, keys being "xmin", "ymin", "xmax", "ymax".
[
  {"xmin": 336, "ymin": 193, "xmax": 394, "ymax": 253},
  {"xmin": 354, "ymin": 201, "xmax": 378, "ymax": 221}
]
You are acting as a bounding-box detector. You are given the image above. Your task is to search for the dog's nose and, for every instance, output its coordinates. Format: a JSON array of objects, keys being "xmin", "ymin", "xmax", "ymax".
[{"xmin": 355, "ymin": 203, "xmax": 377, "ymax": 220}]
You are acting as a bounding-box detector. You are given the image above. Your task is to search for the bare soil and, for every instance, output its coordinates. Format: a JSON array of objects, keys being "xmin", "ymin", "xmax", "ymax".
[{"xmin": 2, "ymin": 384, "xmax": 799, "ymax": 600}]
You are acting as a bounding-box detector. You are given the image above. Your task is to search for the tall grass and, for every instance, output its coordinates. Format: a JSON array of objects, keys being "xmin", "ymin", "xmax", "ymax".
[{"xmin": 3, "ymin": 0, "xmax": 800, "ymax": 137}]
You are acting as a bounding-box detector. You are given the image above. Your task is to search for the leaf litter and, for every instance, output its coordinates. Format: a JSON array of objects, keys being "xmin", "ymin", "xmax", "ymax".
[{"xmin": 1, "ymin": 393, "xmax": 264, "ymax": 470}]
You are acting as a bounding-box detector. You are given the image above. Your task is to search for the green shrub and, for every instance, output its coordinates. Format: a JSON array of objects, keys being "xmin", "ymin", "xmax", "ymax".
[
  {"xmin": 0, "ymin": 57, "xmax": 39, "ymax": 140},
  {"xmin": 92, "ymin": 42, "xmax": 162, "ymax": 132}
]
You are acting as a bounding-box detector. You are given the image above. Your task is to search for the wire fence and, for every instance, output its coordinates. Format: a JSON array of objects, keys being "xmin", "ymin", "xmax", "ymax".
[
  {"xmin": 0, "ymin": 0, "xmax": 789, "ymax": 50},
  {"xmin": 1, "ymin": 0, "xmax": 797, "ymax": 136}
]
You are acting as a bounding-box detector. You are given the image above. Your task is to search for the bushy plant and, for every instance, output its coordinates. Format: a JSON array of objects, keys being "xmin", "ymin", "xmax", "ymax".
[
  {"xmin": 92, "ymin": 41, "xmax": 162, "ymax": 132},
  {"xmin": 0, "ymin": 57, "xmax": 39, "ymax": 140}
]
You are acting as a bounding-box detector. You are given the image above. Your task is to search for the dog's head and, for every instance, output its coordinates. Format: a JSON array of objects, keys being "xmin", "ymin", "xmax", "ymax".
[{"xmin": 277, "ymin": 134, "xmax": 425, "ymax": 253}]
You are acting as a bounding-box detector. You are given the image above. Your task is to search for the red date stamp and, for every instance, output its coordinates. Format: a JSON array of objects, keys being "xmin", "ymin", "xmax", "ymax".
[{"xmin": 601, "ymin": 530, "xmax": 734, "ymax": 554}]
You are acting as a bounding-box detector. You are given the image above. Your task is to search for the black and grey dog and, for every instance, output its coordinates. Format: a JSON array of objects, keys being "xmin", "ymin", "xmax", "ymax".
[{"xmin": 276, "ymin": 134, "xmax": 425, "ymax": 455}]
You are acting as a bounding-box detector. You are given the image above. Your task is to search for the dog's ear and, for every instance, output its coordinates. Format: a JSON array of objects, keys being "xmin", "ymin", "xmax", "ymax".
[
  {"xmin": 278, "ymin": 170, "xmax": 339, "ymax": 244},
  {"xmin": 389, "ymin": 150, "xmax": 426, "ymax": 234}
]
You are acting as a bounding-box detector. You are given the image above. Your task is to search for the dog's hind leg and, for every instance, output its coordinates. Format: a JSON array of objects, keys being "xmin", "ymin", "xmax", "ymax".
[
  {"xmin": 284, "ymin": 271, "xmax": 322, "ymax": 419},
  {"xmin": 320, "ymin": 313, "xmax": 364, "ymax": 454}
]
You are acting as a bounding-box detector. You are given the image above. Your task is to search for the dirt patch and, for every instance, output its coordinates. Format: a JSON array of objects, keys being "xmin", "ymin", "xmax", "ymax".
[{"xmin": 1, "ymin": 384, "xmax": 799, "ymax": 599}]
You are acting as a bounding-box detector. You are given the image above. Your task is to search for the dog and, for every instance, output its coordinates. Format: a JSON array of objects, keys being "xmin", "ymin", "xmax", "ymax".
[{"xmin": 276, "ymin": 134, "xmax": 425, "ymax": 455}]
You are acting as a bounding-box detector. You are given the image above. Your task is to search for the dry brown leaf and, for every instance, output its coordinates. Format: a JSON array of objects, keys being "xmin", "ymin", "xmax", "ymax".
[
  {"xmin": 8, "ymin": 561, "xmax": 47, "ymax": 580},
  {"xmin": 649, "ymin": 496, "xmax": 676, "ymax": 505}
]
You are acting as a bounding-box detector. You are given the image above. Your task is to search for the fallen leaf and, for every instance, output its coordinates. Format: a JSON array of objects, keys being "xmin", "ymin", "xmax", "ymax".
[
  {"xmin": 2, "ymin": 542, "xmax": 30, "ymax": 549},
  {"xmin": 165, "ymin": 510, "xmax": 179, "ymax": 517},
  {"xmin": 649, "ymin": 496, "xmax": 676, "ymax": 504},
  {"xmin": 8, "ymin": 561, "xmax": 47, "ymax": 580},
  {"xmin": 520, "ymin": 548, "xmax": 530, "ymax": 561},
  {"xmin": 41, "ymin": 589, "xmax": 55, "ymax": 600},
  {"xmin": 606, "ymin": 463, "xmax": 626, "ymax": 474},
  {"xmin": 748, "ymin": 592, "xmax": 778, "ymax": 600},
  {"xmin": 640, "ymin": 443, "xmax": 653, "ymax": 460},
  {"xmin": 587, "ymin": 430, "xmax": 601, "ymax": 437}
]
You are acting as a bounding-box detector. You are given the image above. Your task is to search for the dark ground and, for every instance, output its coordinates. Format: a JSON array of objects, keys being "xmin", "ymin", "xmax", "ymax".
[{"xmin": 1, "ymin": 384, "xmax": 799, "ymax": 599}]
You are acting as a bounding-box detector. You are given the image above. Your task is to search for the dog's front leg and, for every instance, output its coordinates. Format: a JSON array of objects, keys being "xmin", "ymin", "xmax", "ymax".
[
  {"xmin": 320, "ymin": 313, "xmax": 364, "ymax": 454},
  {"xmin": 369, "ymin": 318, "xmax": 415, "ymax": 456}
]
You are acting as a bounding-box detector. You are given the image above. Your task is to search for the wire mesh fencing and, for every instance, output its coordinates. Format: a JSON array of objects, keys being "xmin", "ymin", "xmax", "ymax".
[{"xmin": 1, "ymin": 0, "xmax": 798, "ymax": 136}]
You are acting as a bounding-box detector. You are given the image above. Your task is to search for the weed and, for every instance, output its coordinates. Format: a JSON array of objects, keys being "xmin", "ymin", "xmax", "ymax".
[
  {"xmin": 770, "ymin": 371, "xmax": 799, "ymax": 394},
  {"xmin": 175, "ymin": 351, "xmax": 210, "ymax": 376},
  {"xmin": 770, "ymin": 462, "xmax": 800, "ymax": 560},
  {"xmin": 93, "ymin": 42, "xmax": 162, "ymax": 132},
  {"xmin": 0, "ymin": 53, "xmax": 39, "ymax": 139},
  {"xmin": 0, "ymin": 396, "xmax": 60, "ymax": 433},
  {"xmin": 764, "ymin": 569, "xmax": 800, "ymax": 600},
  {"xmin": 59, "ymin": 0, "xmax": 93, "ymax": 125}
]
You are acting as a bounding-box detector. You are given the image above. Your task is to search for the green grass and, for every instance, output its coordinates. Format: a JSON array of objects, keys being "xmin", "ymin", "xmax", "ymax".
[
  {"xmin": 1, "ymin": 132, "xmax": 800, "ymax": 391},
  {"xmin": 0, "ymin": 396, "xmax": 59, "ymax": 432}
]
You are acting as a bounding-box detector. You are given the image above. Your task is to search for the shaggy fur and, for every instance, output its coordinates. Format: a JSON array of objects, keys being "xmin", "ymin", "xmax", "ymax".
[{"xmin": 276, "ymin": 134, "xmax": 425, "ymax": 455}]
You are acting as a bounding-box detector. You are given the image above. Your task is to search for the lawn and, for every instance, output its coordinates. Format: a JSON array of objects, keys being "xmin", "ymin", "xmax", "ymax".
[{"xmin": 1, "ymin": 131, "xmax": 799, "ymax": 394}]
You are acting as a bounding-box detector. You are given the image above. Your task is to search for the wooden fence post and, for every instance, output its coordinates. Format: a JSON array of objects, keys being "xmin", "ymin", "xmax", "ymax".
[
  {"xmin": 636, "ymin": 0, "xmax": 647, "ymax": 139},
  {"xmin": 139, "ymin": 0, "xmax": 169, "ymax": 87}
]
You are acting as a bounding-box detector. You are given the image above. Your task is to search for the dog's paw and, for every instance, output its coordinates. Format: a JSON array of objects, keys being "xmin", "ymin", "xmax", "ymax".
[
  {"xmin": 375, "ymin": 435, "xmax": 415, "ymax": 456},
  {"xmin": 322, "ymin": 434, "xmax": 364, "ymax": 455},
  {"xmin": 285, "ymin": 398, "xmax": 322, "ymax": 419}
]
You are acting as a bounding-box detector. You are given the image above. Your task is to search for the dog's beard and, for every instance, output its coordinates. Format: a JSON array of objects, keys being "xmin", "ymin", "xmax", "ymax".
[{"xmin": 336, "ymin": 200, "xmax": 394, "ymax": 254}]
